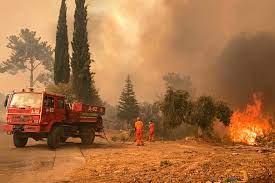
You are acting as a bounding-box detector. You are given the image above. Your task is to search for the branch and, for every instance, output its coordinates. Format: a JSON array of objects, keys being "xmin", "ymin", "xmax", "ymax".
[
  {"xmin": 24, "ymin": 65, "xmax": 31, "ymax": 71},
  {"xmin": 33, "ymin": 62, "xmax": 42, "ymax": 70},
  {"xmin": 15, "ymin": 62, "xmax": 31, "ymax": 71}
]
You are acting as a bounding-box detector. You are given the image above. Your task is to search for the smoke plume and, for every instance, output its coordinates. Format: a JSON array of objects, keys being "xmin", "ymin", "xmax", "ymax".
[
  {"xmin": 216, "ymin": 32, "xmax": 275, "ymax": 112},
  {"xmin": 92, "ymin": 0, "xmax": 275, "ymax": 109},
  {"xmin": 1, "ymin": 0, "xmax": 275, "ymax": 108}
]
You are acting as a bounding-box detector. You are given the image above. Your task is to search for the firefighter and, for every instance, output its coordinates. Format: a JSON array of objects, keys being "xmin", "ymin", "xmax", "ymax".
[
  {"xmin": 135, "ymin": 117, "xmax": 144, "ymax": 146},
  {"xmin": 148, "ymin": 120, "xmax": 155, "ymax": 142}
]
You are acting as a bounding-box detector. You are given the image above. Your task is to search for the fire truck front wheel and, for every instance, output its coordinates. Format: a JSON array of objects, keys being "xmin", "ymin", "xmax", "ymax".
[
  {"xmin": 13, "ymin": 133, "xmax": 28, "ymax": 148},
  {"xmin": 47, "ymin": 126, "xmax": 63, "ymax": 149},
  {"xmin": 80, "ymin": 127, "xmax": 95, "ymax": 145}
]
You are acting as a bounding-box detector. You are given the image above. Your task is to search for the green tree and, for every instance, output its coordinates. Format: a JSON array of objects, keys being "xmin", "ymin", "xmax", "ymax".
[
  {"xmin": 191, "ymin": 96, "xmax": 216, "ymax": 131},
  {"xmin": 139, "ymin": 102, "xmax": 161, "ymax": 123},
  {"xmin": 215, "ymin": 101, "xmax": 233, "ymax": 126},
  {"xmin": 104, "ymin": 103, "xmax": 119, "ymax": 129},
  {"xmin": 163, "ymin": 72, "xmax": 195, "ymax": 95},
  {"xmin": 117, "ymin": 75, "xmax": 139, "ymax": 127},
  {"xmin": 90, "ymin": 74, "xmax": 103, "ymax": 105},
  {"xmin": 140, "ymin": 102, "xmax": 162, "ymax": 135},
  {"xmin": 71, "ymin": 0, "xmax": 93, "ymax": 103},
  {"xmin": 160, "ymin": 88, "xmax": 192, "ymax": 129},
  {"xmin": 0, "ymin": 29, "xmax": 54, "ymax": 87},
  {"xmin": 54, "ymin": 0, "xmax": 70, "ymax": 84},
  {"xmin": 46, "ymin": 83, "xmax": 76, "ymax": 103}
]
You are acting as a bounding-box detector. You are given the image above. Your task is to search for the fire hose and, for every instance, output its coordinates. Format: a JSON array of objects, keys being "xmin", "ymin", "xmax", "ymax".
[
  {"xmin": 102, "ymin": 128, "xmax": 111, "ymax": 144},
  {"xmin": 121, "ymin": 129, "xmax": 136, "ymax": 145},
  {"xmin": 96, "ymin": 128, "xmax": 111, "ymax": 144},
  {"xmin": 101, "ymin": 119, "xmax": 136, "ymax": 144}
]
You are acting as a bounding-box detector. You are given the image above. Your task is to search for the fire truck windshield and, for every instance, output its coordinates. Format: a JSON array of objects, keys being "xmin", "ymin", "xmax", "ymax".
[{"xmin": 9, "ymin": 93, "xmax": 42, "ymax": 108}]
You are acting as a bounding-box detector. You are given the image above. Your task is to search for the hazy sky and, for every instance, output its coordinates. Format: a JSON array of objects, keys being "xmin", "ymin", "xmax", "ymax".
[
  {"xmin": 0, "ymin": 0, "xmax": 275, "ymax": 106},
  {"xmin": 0, "ymin": 0, "xmax": 104, "ymax": 93}
]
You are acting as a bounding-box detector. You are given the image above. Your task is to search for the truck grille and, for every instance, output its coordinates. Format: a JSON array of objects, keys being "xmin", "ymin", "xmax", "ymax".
[{"xmin": 11, "ymin": 115, "xmax": 33, "ymax": 124}]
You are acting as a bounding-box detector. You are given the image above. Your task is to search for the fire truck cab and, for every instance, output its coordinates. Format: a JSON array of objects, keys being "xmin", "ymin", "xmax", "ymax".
[{"xmin": 3, "ymin": 89, "xmax": 105, "ymax": 149}]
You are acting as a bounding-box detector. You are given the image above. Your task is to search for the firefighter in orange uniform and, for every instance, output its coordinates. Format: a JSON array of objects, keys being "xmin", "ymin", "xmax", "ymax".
[
  {"xmin": 148, "ymin": 120, "xmax": 155, "ymax": 142},
  {"xmin": 135, "ymin": 117, "xmax": 144, "ymax": 146}
]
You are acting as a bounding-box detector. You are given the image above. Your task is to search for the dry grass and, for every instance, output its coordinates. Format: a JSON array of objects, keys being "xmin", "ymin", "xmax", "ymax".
[{"xmin": 70, "ymin": 139, "xmax": 274, "ymax": 183}]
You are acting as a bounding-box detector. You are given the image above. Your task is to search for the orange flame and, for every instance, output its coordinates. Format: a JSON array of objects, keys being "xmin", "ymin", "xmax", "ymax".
[{"xmin": 229, "ymin": 94, "xmax": 272, "ymax": 145}]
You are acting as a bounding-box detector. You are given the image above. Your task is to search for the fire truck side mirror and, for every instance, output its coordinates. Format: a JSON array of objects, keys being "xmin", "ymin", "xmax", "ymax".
[{"xmin": 4, "ymin": 94, "xmax": 9, "ymax": 108}]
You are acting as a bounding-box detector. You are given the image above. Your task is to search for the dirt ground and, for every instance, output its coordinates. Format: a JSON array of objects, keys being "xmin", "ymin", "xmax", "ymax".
[
  {"xmin": 0, "ymin": 131, "xmax": 274, "ymax": 183},
  {"xmin": 71, "ymin": 139, "xmax": 274, "ymax": 183}
]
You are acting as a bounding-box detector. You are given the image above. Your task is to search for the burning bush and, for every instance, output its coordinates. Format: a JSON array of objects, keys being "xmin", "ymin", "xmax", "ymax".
[{"xmin": 229, "ymin": 94, "xmax": 272, "ymax": 145}]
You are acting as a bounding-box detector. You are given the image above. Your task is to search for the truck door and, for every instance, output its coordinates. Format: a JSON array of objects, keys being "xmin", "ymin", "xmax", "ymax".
[
  {"xmin": 55, "ymin": 98, "xmax": 66, "ymax": 122},
  {"xmin": 43, "ymin": 96, "xmax": 55, "ymax": 123}
]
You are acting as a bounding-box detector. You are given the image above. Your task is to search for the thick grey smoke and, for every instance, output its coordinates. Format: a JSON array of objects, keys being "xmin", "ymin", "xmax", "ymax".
[
  {"xmin": 216, "ymin": 32, "xmax": 275, "ymax": 112},
  {"xmin": 1, "ymin": 0, "xmax": 275, "ymax": 107},
  {"xmin": 138, "ymin": 0, "xmax": 228, "ymax": 86},
  {"xmin": 133, "ymin": 0, "xmax": 275, "ymax": 110}
]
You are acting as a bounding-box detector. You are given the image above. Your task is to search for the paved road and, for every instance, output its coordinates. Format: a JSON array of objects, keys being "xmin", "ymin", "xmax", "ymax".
[{"xmin": 0, "ymin": 132, "xmax": 86, "ymax": 183}]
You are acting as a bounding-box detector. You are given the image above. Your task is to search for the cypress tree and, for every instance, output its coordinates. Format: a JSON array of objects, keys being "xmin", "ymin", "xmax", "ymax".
[
  {"xmin": 71, "ymin": 0, "xmax": 93, "ymax": 103},
  {"xmin": 117, "ymin": 75, "xmax": 139, "ymax": 126},
  {"xmin": 54, "ymin": 0, "xmax": 70, "ymax": 84},
  {"xmin": 90, "ymin": 74, "xmax": 103, "ymax": 105}
]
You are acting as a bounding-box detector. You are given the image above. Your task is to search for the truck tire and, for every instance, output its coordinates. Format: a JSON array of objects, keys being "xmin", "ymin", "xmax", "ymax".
[
  {"xmin": 80, "ymin": 127, "xmax": 95, "ymax": 145},
  {"xmin": 47, "ymin": 126, "xmax": 62, "ymax": 149},
  {"xmin": 13, "ymin": 133, "xmax": 28, "ymax": 148}
]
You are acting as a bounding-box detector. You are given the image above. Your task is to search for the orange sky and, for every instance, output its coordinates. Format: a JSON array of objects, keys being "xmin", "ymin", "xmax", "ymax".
[{"xmin": 1, "ymin": 0, "xmax": 275, "ymax": 105}]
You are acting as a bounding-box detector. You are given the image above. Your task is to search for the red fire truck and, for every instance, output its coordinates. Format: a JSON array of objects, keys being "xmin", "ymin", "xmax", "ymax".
[{"xmin": 3, "ymin": 89, "xmax": 105, "ymax": 149}]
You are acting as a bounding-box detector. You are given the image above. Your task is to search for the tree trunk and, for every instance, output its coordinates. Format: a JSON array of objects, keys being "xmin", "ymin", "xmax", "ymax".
[
  {"xmin": 30, "ymin": 60, "xmax": 34, "ymax": 87},
  {"xmin": 197, "ymin": 126, "xmax": 203, "ymax": 137}
]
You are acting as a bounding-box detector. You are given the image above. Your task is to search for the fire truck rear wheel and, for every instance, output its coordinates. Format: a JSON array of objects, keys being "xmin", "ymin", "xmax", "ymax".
[
  {"xmin": 13, "ymin": 133, "xmax": 28, "ymax": 148},
  {"xmin": 80, "ymin": 127, "xmax": 95, "ymax": 145},
  {"xmin": 47, "ymin": 126, "xmax": 62, "ymax": 149}
]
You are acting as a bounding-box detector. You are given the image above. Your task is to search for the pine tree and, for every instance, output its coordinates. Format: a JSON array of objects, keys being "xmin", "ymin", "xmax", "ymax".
[
  {"xmin": 71, "ymin": 0, "xmax": 93, "ymax": 103},
  {"xmin": 54, "ymin": 0, "xmax": 70, "ymax": 84},
  {"xmin": 117, "ymin": 75, "xmax": 139, "ymax": 127},
  {"xmin": 0, "ymin": 29, "xmax": 54, "ymax": 87}
]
